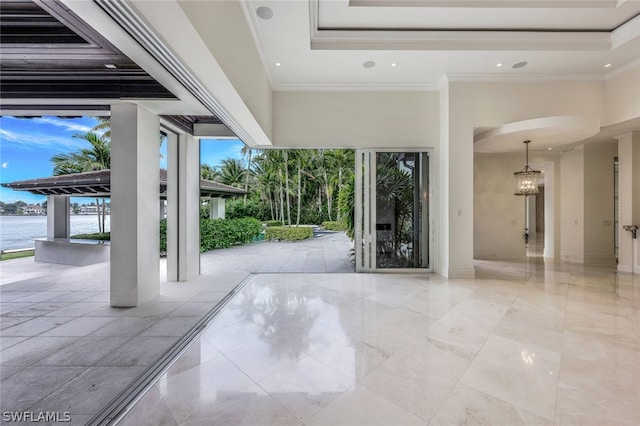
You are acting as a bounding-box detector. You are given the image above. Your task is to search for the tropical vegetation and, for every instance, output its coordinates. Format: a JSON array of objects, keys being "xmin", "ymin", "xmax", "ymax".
[
  {"xmin": 49, "ymin": 116, "xmax": 357, "ymax": 251},
  {"xmin": 265, "ymin": 226, "xmax": 314, "ymax": 241},
  {"xmin": 205, "ymin": 148, "xmax": 356, "ymax": 231},
  {"xmin": 160, "ymin": 217, "xmax": 262, "ymax": 253},
  {"xmin": 50, "ymin": 131, "xmax": 110, "ymax": 234}
]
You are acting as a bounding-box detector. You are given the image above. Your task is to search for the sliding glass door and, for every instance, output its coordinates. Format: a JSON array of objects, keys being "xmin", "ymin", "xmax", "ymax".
[{"xmin": 355, "ymin": 149, "xmax": 431, "ymax": 272}]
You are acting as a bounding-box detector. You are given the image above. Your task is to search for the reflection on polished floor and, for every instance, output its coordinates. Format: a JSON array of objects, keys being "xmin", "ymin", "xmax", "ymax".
[{"xmin": 120, "ymin": 259, "xmax": 640, "ymax": 425}]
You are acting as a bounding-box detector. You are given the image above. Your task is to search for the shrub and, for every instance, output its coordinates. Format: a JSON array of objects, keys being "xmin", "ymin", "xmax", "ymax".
[
  {"xmin": 159, "ymin": 219, "xmax": 167, "ymax": 253},
  {"xmin": 71, "ymin": 232, "xmax": 111, "ymax": 241},
  {"xmin": 264, "ymin": 220, "xmax": 283, "ymax": 227},
  {"xmin": 200, "ymin": 217, "xmax": 262, "ymax": 252},
  {"xmin": 225, "ymin": 198, "xmax": 259, "ymax": 219},
  {"xmin": 265, "ymin": 226, "xmax": 313, "ymax": 241},
  {"xmin": 338, "ymin": 180, "xmax": 355, "ymax": 239},
  {"xmin": 160, "ymin": 217, "xmax": 262, "ymax": 253},
  {"xmin": 322, "ymin": 221, "xmax": 345, "ymax": 231}
]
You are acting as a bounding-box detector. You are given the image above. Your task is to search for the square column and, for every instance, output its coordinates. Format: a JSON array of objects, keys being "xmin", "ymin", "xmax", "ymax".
[
  {"xmin": 46, "ymin": 195, "xmax": 70, "ymax": 239},
  {"xmin": 617, "ymin": 131, "xmax": 640, "ymax": 274},
  {"xmin": 167, "ymin": 133, "xmax": 201, "ymax": 282},
  {"xmin": 110, "ymin": 104, "xmax": 160, "ymax": 307},
  {"xmin": 209, "ymin": 198, "xmax": 225, "ymax": 219}
]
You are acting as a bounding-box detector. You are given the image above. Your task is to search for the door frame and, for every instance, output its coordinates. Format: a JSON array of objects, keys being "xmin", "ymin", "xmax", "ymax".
[{"xmin": 355, "ymin": 148, "xmax": 434, "ymax": 273}]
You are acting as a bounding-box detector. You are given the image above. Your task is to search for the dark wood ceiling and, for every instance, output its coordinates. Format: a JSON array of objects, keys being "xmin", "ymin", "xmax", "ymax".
[
  {"xmin": 0, "ymin": 0, "xmax": 176, "ymax": 100},
  {"xmin": 0, "ymin": 0, "xmax": 224, "ymax": 135}
]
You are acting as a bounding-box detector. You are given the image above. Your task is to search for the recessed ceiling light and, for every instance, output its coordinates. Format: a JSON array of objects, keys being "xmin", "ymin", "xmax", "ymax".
[
  {"xmin": 496, "ymin": 63, "xmax": 503, "ymax": 67},
  {"xmin": 275, "ymin": 62, "xmax": 281, "ymax": 67},
  {"xmin": 256, "ymin": 6, "xmax": 273, "ymax": 20},
  {"xmin": 391, "ymin": 63, "xmax": 397, "ymax": 67},
  {"xmin": 547, "ymin": 147, "xmax": 552, "ymax": 151},
  {"xmin": 512, "ymin": 61, "xmax": 528, "ymax": 69},
  {"xmin": 363, "ymin": 61, "xmax": 376, "ymax": 69},
  {"xmin": 104, "ymin": 64, "xmax": 117, "ymax": 69},
  {"xmin": 604, "ymin": 63, "xmax": 612, "ymax": 68}
]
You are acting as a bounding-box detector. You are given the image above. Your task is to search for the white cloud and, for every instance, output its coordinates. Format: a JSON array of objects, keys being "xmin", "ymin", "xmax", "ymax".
[
  {"xmin": 1, "ymin": 162, "xmax": 7, "ymax": 169},
  {"xmin": 0, "ymin": 128, "xmax": 85, "ymax": 151},
  {"xmin": 32, "ymin": 117, "xmax": 93, "ymax": 133},
  {"xmin": 0, "ymin": 128, "xmax": 19, "ymax": 141}
]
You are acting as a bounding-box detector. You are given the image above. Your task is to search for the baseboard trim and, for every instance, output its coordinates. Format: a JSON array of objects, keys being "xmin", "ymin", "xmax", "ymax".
[{"xmin": 448, "ymin": 267, "xmax": 476, "ymax": 278}]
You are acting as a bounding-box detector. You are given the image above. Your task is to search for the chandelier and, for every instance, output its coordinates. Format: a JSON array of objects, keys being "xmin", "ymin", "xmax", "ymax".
[{"xmin": 514, "ymin": 140, "xmax": 541, "ymax": 196}]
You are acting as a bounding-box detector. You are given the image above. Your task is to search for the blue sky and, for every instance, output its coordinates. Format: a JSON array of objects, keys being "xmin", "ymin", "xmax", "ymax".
[{"xmin": 0, "ymin": 116, "xmax": 245, "ymax": 204}]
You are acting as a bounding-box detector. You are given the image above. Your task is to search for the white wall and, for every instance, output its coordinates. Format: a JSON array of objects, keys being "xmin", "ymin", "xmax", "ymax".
[
  {"xmin": 583, "ymin": 142, "xmax": 617, "ymax": 264},
  {"xmin": 272, "ymin": 90, "xmax": 439, "ymax": 148},
  {"xmin": 560, "ymin": 147, "xmax": 585, "ymax": 263},
  {"xmin": 449, "ymin": 80, "xmax": 604, "ymax": 127},
  {"xmin": 604, "ymin": 67, "xmax": 640, "ymax": 127},
  {"xmin": 474, "ymin": 153, "xmax": 526, "ymax": 259}
]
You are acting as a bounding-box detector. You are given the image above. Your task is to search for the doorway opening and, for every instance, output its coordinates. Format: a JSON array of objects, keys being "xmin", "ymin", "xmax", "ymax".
[
  {"xmin": 355, "ymin": 149, "xmax": 432, "ymax": 272},
  {"xmin": 526, "ymin": 187, "xmax": 545, "ymax": 258}
]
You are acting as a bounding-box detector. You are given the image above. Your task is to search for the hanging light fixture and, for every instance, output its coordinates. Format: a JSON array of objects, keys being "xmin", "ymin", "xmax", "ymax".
[{"xmin": 514, "ymin": 140, "xmax": 541, "ymax": 196}]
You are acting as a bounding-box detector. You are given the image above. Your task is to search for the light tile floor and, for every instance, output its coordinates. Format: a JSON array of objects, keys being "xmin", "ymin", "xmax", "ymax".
[
  {"xmin": 120, "ymin": 259, "xmax": 640, "ymax": 426},
  {"xmin": 0, "ymin": 232, "xmax": 353, "ymax": 423}
]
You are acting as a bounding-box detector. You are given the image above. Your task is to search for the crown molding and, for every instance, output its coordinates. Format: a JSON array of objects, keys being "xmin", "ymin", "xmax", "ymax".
[
  {"xmin": 350, "ymin": 0, "xmax": 617, "ymax": 8},
  {"xmin": 611, "ymin": 14, "xmax": 640, "ymax": 49},
  {"xmin": 273, "ymin": 81, "xmax": 438, "ymax": 92},
  {"xmin": 445, "ymin": 72, "xmax": 604, "ymax": 83},
  {"xmin": 311, "ymin": 28, "xmax": 611, "ymax": 51}
]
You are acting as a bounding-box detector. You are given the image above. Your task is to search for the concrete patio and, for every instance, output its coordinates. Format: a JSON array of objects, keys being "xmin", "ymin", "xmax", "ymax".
[{"xmin": 0, "ymin": 231, "xmax": 353, "ymax": 423}]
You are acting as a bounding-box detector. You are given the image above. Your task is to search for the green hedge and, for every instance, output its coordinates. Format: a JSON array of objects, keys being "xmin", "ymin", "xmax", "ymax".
[
  {"xmin": 265, "ymin": 226, "xmax": 313, "ymax": 241},
  {"xmin": 321, "ymin": 221, "xmax": 345, "ymax": 231},
  {"xmin": 160, "ymin": 217, "xmax": 262, "ymax": 253},
  {"xmin": 160, "ymin": 219, "xmax": 167, "ymax": 253},
  {"xmin": 200, "ymin": 217, "xmax": 262, "ymax": 252},
  {"xmin": 71, "ymin": 232, "xmax": 111, "ymax": 241},
  {"xmin": 264, "ymin": 220, "xmax": 283, "ymax": 227}
]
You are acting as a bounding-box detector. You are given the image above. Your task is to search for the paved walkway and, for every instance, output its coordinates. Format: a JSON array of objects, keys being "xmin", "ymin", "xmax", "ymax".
[
  {"xmin": 201, "ymin": 231, "xmax": 354, "ymax": 274},
  {"xmin": 0, "ymin": 231, "xmax": 354, "ymax": 423}
]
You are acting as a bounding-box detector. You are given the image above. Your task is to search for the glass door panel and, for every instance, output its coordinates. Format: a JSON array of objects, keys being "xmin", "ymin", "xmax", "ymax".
[{"xmin": 356, "ymin": 150, "xmax": 430, "ymax": 271}]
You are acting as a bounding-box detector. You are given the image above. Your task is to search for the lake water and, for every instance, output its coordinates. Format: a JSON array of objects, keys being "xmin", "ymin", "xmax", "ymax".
[{"xmin": 0, "ymin": 215, "xmax": 111, "ymax": 250}]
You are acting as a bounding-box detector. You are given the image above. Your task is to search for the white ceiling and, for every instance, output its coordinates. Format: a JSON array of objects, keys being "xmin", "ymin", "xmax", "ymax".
[{"xmin": 243, "ymin": 0, "xmax": 640, "ymax": 90}]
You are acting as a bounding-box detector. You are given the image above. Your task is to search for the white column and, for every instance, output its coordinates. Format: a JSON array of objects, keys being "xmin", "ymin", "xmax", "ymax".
[
  {"xmin": 447, "ymin": 123, "xmax": 475, "ymax": 277},
  {"xmin": 617, "ymin": 131, "xmax": 640, "ymax": 274},
  {"xmin": 47, "ymin": 195, "xmax": 70, "ymax": 239},
  {"xmin": 209, "ymin": 198, "xmax": 225, "ymax": 219},
  {"xmin": 110, "ymin": 104, "xmax": 160, "ymax": 307},
  {"xmin": 167, "ymin": 133, "xmax": 201, "ymax": 282}
]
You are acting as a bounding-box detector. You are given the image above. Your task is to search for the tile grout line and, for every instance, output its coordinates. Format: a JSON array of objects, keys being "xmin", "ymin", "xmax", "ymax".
[{"xmin": 87, "ymin": 274, "xmax": 256, "ymax": 426}]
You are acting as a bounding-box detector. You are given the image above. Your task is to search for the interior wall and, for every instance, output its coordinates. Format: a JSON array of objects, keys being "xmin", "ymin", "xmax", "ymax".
[
  {"xmin": 583, "ymin": 142, "xmax": 617, "ymax": 264},
  {"xmin": 604, "ymin": 66, "xmax": 640, "ymax": 126},
  {"xmin": 272, "ymin": 90, "xmax": 439, "ymax": 148},
  {"xmin": 449, "ymin": 80, "xmax": 604, "ymax": 127},
  {"xmin": 560, "ymin": 146, "xmax": 585, "ymax": 263},
  {"xmin": 474, "ymin": 153, "xmax": 526, "ymax": 260}
]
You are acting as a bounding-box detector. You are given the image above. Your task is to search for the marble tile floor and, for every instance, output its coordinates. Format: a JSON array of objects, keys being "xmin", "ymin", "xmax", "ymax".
[
  {"xmin": 0, "ymin": 233, "xmax": 354, "ymax": 424},
  {"xmin": 0, "ymin": 259, "xmax": 249, "ymax": 424},
  {"xmin": 119, "ymin": 260, "xmax": 640, "ymax": 426}
]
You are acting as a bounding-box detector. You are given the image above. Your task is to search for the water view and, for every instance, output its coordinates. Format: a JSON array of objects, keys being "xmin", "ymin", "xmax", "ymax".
[{"xmin": 0, "ymin": 215, "xmax": 110, "ymax": 250}]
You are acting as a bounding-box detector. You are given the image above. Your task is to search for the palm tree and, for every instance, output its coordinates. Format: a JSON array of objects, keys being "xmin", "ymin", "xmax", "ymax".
[
  {"xmin": 241, "ymin": 145, "xmax": 254, "ymax": 205},
  {"xmin": 51, "ymin": 132, "xmax": 111, "ymax": 233},
  {"xmin": 326, "ymin": 149, "xmax": 354, "ymax": 221},
  {"xmin": 91, "ymin": 116, "xmax": 111, "ymax": 139},
  {"xmin": 217, "ymin": 158, "xmax": 246, "ymax": 188},
  {"xmin": 200, "ymin": 163, "xmax": 219, "ymax": 181}
]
